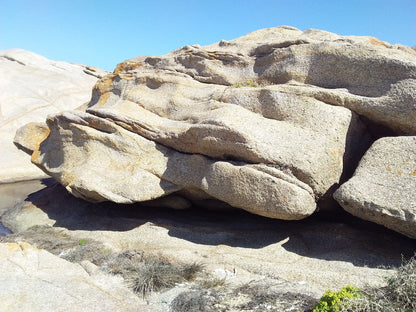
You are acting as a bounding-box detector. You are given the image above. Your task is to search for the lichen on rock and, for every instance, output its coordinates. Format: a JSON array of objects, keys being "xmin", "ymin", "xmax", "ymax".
[{"xmin": 14, "ymin": 26, "xmax": 416, "ymax": 223}]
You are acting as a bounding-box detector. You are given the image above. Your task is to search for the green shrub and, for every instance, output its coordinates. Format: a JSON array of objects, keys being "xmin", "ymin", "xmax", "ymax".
[
  {"xmin": 313, "ymin": 286, "xmax": 362, "ymax": 312},
  {"xmin": 315, "ymin": 255, "xmax": 416, "ymax": 312},
  {"xmin": 231, "ymin": 80, "xmax": 261, "ymax": 88}
]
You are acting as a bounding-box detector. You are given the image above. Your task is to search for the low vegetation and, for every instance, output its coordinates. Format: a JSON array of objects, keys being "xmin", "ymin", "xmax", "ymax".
[
  {"xmin": 0, "ymin": 225, "xmax": 205, "ymax": 297},
  {"xmin": 231, "ymin": 80, "xmax": 262, "ymax": 88},
  {"xmin": 311, "ymin": 255, "xmax": 416, "ymax": 312},
  {"xmin": 124, "ymin": 255, "xmax": 204, "ymax": 297},
  {"xmin": 171, "ymin": 280, "xmax": 317, "ymax": 312},
  {"xmin": 312, "ymin": 286, "xmax": 362, "ymax": 312},
  {"xmin": 2, "ymin": 225, "xmax": 415, "ymax": 311}
]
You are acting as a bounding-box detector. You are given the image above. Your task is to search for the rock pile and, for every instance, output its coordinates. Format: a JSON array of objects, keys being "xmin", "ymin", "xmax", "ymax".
[{"xmin": 14, "ymin": 26, "xmax": 416, "ymax": 238}]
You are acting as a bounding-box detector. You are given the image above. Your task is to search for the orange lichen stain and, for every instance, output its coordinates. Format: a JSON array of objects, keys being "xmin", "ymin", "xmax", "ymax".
[
  {"xmin": 337, "ymin": 148, "xmax": 342, "ymax": 165},
  {"xmin": 388, "ymin": 174, "xmax": 392, "ymax": 178},
  {"xmin": 412, "ymin": 169, "xmax": 416, "ymax": 176},
  {"xmin": 397, "ymin": 171, "xmax": 402, "ymax": 176},
  {"xmin": 20, "ymin": 242, "xmax": 40, "ymax": 252},
  {"xmin": 369, "ymin": 37, "xmax": 389, "ymax": 48},
  {"xmin": 282, "ymin": 195, "xmax": 287, "ymax": 200},
  {"xmin": 30, "ymin": 127, "xmax": 51, "ymax": 165},
  {"xmin": 97, "ymin": 92, "xmax": 111, "ymax": 107},
  {"xmin": 93, "ymin": 75, "xmax": 117, "ymax": 107},
  {"xmin": 5, "ymin": 243, "xmax": 21, "ymax": 252},
  {"xmin": 211, "ymin": 105, "xmax": 219, "ymax": 110},
  {"xmin": 95, "ymin": 74, "xmax": 116, "ymax": 93},
  {"xmin": 309, "ymin": 198, "xmax": 314, "ymax": 203},
  {"xmin": 386, "ymin": 166, "xmax": 391, "ymax": 171},
  {"xmin": 114, "ymin": 61, "xmax": 144, "ymax": 74}
]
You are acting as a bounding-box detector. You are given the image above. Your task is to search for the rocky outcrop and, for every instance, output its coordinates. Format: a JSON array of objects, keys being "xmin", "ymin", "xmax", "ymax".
[
  {"xmin": 335, "ymin": 136, "xmax": 416, "ymax": 239},
  {"xmin": 0, "ymin": 242, "xmax": 144, "ymax": 311},
  {"xmin": 0, "ymin": 49, "xmax": 107, "ymax": 183},
  {"xmin": 14, "ymin": 27, "xmax": 416, "ymax": 224},
  {"xmin": 2, "ymin": 182, "xmax": 415, "ymax": 305}
]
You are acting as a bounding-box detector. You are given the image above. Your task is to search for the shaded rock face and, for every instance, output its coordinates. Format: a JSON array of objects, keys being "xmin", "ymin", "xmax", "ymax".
[
  {"xmin": 0, "ymin": 49, "xmax": 107, "ymax": 183},
  {"xmin": 335, "ymin": 136, "xmax": 416, "ymax": 239},
  {"xmin": 15, "ymin": 27, "xmax": 416, "ymax": 223}
]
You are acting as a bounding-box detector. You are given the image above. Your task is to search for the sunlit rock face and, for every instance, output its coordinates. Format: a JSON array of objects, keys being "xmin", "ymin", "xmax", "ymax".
[
  {"xmin": 335, "ymin": 136, "xmax": 416, "ymax": 239},
  {"xmin": 0, "ymin": 49, "xmax": 107, "ymax": 183},
  {"xmin": 15, "ymin": 26, "xmax": 416, "ymax": 222},
  {"xmin": 0, "ymin": 242, "xmax": 142, "ymax": 311}
]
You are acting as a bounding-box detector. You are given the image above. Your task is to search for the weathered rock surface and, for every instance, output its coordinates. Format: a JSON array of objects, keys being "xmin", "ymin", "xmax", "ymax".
[
  {"xmin": 2, "ymin": 182, "xmax": 415, "ymax": 309},
  {"xmin": 28, "ymin": 27, "xmax": 416, "ymax": 220},
  {"xmin": 0, "ymin": 242, "xmax": 144, "ymax": 311},
  {"xmin": 14, "ymin": 26, "xmax": 416, "ymax": 222},
  {"xmin": 334, "ymin": 136, "xmax": 416, "ymax": 238},
  {"xmin": 0, "ymin": 49, "xmax": 107, "ymax": 183}
]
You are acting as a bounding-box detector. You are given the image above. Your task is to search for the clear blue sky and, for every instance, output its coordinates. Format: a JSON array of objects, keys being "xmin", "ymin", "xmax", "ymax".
[{"xmin": 1, "ymin": 0, "xmax": 415, "ymax": 71}]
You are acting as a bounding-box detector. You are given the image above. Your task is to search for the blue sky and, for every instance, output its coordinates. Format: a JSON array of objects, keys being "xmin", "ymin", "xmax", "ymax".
[{"xmin": 1, "ymin": 0, "xmax": 415, "ymax": 71}]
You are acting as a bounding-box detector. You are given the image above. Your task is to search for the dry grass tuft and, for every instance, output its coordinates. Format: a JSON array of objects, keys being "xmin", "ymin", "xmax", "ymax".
[
  {"xmin": 233, "ymin": 282, "xmax": 317, "ymax": 312},
  {"xmin": 0, "ymin": 226, "xmax": 205, "ymax": 298},
  {"xmin": 170, "ymin": 290, "xmax": 220, "ymax": 312},
  {"xmin": 126, "ymin": 256, "xmax": 204, "ymax": 297}
]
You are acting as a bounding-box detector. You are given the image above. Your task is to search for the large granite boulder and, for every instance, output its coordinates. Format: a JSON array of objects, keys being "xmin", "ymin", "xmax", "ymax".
[
  {"xmin": 0, "ymin": 242, "xmax": 144, "ymax": 311},
  {"xmin": 334, "ymin": 136, "xmax": 416, "ymax": 239},
  {"xmin": 0, "ymin": 49, "xmax": 107, "ymax": 183},
  {"xmin": 15, "ymin": 26, "xmax": 416, "ymax": 220}
]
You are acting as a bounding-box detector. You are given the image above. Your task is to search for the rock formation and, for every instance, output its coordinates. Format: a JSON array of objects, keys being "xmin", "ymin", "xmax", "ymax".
[
  {"xmin": 0, "ymin": 49, "xmax": 107, "ymax": 183},
  {"xmin": 14, "ymin": 27, "xmax": 416, "ymax": 235},
  {"xmin": 0, "ymin": 242, "xmax": 143, "ymax": 311},
  {"xmin": 2, "ymin": 182, "xmax": 415, "ymax": 308},
  {"xmin": 335, "ymin": 136, "xmax": 416, "ymax": 238}
]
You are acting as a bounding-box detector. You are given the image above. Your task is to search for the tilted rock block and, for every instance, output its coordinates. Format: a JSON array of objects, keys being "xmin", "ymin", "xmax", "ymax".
[{"xmin": 335, "ymin": 136, "xmax": 416, "ymax": 239}]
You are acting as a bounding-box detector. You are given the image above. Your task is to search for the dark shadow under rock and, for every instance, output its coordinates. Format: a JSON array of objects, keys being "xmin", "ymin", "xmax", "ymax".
[{"xmin": 2, "ymin": 182, "xmax": 415, "ymax": 270}]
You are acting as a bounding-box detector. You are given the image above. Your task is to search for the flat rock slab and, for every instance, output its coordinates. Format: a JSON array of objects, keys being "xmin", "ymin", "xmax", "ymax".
[
  {"xmin": 335, "ymin": 136, "xmax": 416, "ymax": 238},
  {"xmin": 0, "ymin": 49, "xmax": 106, "ymax": 183},
  {"xmin": 2, "ymin": 182, "xmax": 415, "ymax": 301},
  {"xmin": 0, "ymin": 242, "xmax": 144, "ymax": 311}
]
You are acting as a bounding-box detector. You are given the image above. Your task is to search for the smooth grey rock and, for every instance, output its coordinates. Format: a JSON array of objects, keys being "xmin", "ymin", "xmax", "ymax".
[
  {"xmin": 0, "ymin": 242, "xmax": 144, "ymax": 311},
  {"xmin": 0, "ymin": 49, "xmax": 107, "ymax": 183},
  {"xmin": 334, "ymin": 136, "xmax": 416, "ymax": 238}
]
